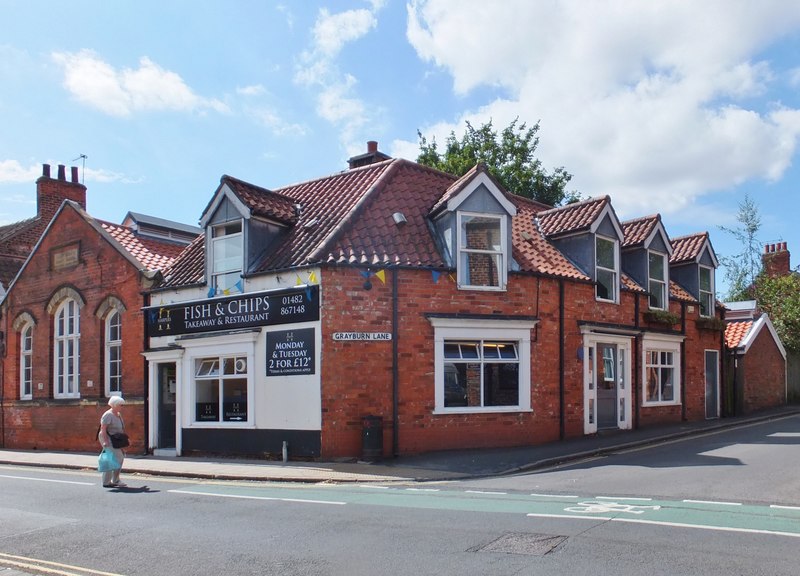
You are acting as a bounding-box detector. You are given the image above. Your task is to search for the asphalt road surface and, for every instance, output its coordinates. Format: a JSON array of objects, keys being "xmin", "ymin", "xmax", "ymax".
[{"xmin": 1, "ymin": 416, "xmax": 798, "ymax": 576}]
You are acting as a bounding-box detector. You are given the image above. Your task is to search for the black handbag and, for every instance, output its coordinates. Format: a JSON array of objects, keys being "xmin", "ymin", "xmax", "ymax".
[{"xmin": 109, "ymin": 433, "xmax": 130, "ymax": 448}]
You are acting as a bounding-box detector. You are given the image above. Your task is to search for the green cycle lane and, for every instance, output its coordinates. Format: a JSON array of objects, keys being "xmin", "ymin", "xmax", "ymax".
[{"xmin": 170, "ymin": 482, "xmax": 800, "ymax": 538}]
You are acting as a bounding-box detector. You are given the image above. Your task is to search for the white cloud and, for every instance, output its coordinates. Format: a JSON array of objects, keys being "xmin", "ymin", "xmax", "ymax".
[
  {"xmin": 52, "ymin": 50, "xmax": 229, "ymax": 117},
  {"xmin": 403, "ymin": 0, "xmax": 800, "ymax": 219},
  {"xmin": 237, "ymin": 84, "xmax": 267, "ymax": 97},
  {"xmin": 0, "ymin": 160, "xmax": 40, "ymax": 183},
  {"xmin": 295, "ymin": 5, "xmax": 383, "ymax": 152}
]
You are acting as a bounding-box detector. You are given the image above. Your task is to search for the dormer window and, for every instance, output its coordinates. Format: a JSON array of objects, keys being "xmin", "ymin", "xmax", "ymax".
[
  {"xmin": 211, "ymin": 220, "xmax": 243, "ymax": 293},
  {"xmin": 648, "ymin": 251, "xmax": 667, "ymax": 310},
  {"xmin": 457, "ymin": 212, "xmax": 507, "ymax": 290},
  {"xmin": 699, "ymin": 265, "xmax": 714, "ymax": 317},
  {"xmin": 595, "ymin": 236, "xmax": 618, "ymax": 302}
]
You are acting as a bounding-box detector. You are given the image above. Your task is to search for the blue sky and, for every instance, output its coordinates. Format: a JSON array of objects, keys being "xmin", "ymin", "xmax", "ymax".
[{"xmin": 3, "ymin": 1, "xmax": 800, "ymax": 297}]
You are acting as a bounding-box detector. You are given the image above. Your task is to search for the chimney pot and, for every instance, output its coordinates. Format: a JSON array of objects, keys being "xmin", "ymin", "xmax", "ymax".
[
  {"xmin": 42, "ymin": 163, "xmax": 51, "ymax": 178},
  {"xmin": 367, "ymin": 140, "xmax": 378, "ymax": 153},
  {"xmin": 71, "ymin": 166, "xmax": 79, "ymax": 183},
  {"xmin": 57, "ymin": 164, "xmax": 66, "ymax": 180}
]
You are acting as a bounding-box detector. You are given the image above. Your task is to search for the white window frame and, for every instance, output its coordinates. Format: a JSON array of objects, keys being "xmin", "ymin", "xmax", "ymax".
[
  {"xmin": 595, "ymin": 235, "xmax": 619, "ymax": 303},
  {"xmin": 642, "ymin": 334, "xmax": 683, "ymax": 407},
  {"xmin": 54, "ymin": 299, "xmax": 80, "ymax": 399},
  {"xmin": 181, "ymin": 337, "xmax": 257, "ymax": 428},
  {"xmin": 699, "ymin": 265, "xmax": 714, "ymax": 317},
  {"xmin": 430, "ymin": 317, "xmax": 534, "ymax": 414},
  {"xmin": 20, "ymin": 323, "xmax": 33, "ymax": 400},
  {"xmin": 648, "ymin": 250, "xmax": 668, "ymax": 310},
  {"xmin": 456, "ymin": 211, "xmax": 507, "ymax": 291},
  {"xmin": 211, "ymin": 220, "xmax": 243, "ymax": 294},
  {"xmin": 105, "ymin": 310, "xmax": 122, "ymax": 397}
]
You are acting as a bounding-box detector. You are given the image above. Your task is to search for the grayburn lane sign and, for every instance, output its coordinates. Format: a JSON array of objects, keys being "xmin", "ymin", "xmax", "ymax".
[{"xmin": 146, "ymin": 285, "xmax": 319, "ymax": 337}]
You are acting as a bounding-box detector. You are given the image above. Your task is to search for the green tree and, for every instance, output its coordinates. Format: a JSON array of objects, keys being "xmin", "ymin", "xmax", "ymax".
[
  {"xmin": 417, "ymin": 118, "xmax": 578, "ymax": 206},
  {"xmin": 718, "ymin": 193, "xmax": 762, "ymax": 301},
  {"xmin": 755, "ymin": 274, "xmax": 800, "ymax": 352},
  {"xmin": 719, "ymin": 193, "xmax": 800, "ymax": 352}
]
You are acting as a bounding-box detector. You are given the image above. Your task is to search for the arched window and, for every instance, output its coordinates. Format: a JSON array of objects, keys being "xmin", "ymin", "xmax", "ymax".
[
  {"xmin": 105, "ymin": 310, "xmax": 122, "ymax": 396},
  {"xmin": 20, "ymin": 323, "xmax": 33, "ymax": 400},
  {"xmin": 54, "ymin": 299, "xmax": 80, "ymax": 398}
]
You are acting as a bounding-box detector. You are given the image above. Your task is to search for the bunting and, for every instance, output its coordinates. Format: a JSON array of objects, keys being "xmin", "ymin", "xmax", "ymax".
[{"xmin": 374, "ymin": 270, "xmax": 386, "ymax": 284}]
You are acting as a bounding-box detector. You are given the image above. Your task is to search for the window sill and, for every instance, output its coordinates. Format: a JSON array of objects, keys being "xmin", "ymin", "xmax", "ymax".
[
  {"xmin": 642, "ymin": 401, "xmax": 681, "ymax": 408},
  {"xmin": 457, "ymin": 285, "xmax": 507, "ymax": 292},
  {"xmin": 433, "ymin": 407, "xmax": 533, "ymax": 415}
]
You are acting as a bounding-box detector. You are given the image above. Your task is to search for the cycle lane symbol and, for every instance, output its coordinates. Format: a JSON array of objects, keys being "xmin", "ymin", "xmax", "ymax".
[{"xmin": 564, "ymin": 501, "xmax": 662, "ymax": 515}]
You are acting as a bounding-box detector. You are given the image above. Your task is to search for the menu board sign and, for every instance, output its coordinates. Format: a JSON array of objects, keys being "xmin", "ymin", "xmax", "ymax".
[{"xmin": 266, "ymin": 328, "xmax": 315, "ymax": 376}]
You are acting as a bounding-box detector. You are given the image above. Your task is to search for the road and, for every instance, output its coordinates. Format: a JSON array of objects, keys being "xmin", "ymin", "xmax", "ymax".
[{"xmin": 1, "ymin": 416, "xmax": 798, "ymax": 576}]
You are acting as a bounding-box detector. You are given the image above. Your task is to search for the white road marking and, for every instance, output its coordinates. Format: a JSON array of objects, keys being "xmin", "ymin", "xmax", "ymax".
[
  {"xmin": 0, "ymin": 551, "xmax": 123, "ymax": 575},
  {"xmin": 0, "ymin": 473, "xmax": 94, "ymax": 486},
  {"xmin": 683, "ymin": 499, "xmax": 742, "ymax": 506},
  {"xmin": 465, "ymin": 490, "xmax": 507, "ymax": 495},
  {"xmin": 530, "ymin": 493, "xmax": 579, "ymax": 499},
  {"xmin": 405, "ymin": 488, "xmax": 440, "ymax": 492},
  {"xmin": 596, "ymin": 495, "xmax": 653, "ymax": 501},
  {"xmin": 170, "ymin": 489, "xmax": 345, "ymax": 505},
  {"xmin": 359, "ymin": 484, "xmax": 390, "ymax": 489},
  {"xmin": 768, "ymin": 432, "xmax": 800, "ymax": 437},
  {"xmin": 771, "ymin": 504, "xmax": 800, "ymax": 511},
  {"xmin": 526, "ymin": 513, "xmax": 800, "ymax": 539}
]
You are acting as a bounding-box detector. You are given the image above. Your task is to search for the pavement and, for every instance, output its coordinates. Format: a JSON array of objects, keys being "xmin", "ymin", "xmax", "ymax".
[{"xmin": 0, "ymin": 406, "xmax": 798, "ymax": 485}]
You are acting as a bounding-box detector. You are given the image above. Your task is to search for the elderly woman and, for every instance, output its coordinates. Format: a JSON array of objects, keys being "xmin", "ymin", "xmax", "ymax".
[{"xmin": 98, "ymin": 396, "xmax": 128, "ymax": 488}]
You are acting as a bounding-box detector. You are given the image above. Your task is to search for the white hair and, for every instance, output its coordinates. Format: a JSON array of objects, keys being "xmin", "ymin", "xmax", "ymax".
[{"xmin": 108, "ymin": 396, "xmax": 125, "ymax": 407}]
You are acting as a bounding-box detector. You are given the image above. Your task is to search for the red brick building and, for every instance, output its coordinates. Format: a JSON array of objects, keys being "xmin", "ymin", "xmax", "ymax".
[
  {"xmin": 142, "ymin": 145, "xmax": 733, "ymax": 460},
  {"xmin": 0, "ymin": 165, "xmax": 198, "ymax": 452}
]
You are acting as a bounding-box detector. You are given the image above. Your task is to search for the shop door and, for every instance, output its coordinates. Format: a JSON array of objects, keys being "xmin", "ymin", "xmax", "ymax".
[
  {"xmin": 157, "ymin": 362, "xmax": 177, "ymax": 448},
  {"xmin": 705, "ymin": 350, "xmax": 720, "ymax": 419},
  {"xmin": 597, "ymin": 343, "xmax": 618, "ymax": 429}
]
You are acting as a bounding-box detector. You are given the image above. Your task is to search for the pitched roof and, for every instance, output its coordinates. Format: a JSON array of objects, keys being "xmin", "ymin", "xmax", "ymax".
[
  {"xmin": 725, "ymin": 319, "xmax": 754, "ymax": 349},
  {"xmin": 669, "ymin": 280, "xmax": 697, "ymax": 303},
  {"xmin": 221, "ymin": 176, "xmax": 299, "ymax": 226},
  {"xmin": 159, "ymin": 233, "xmax": 206, "ymax": 288},
  {"xmin": 536, "ymin": 196, "xmax": 611, "ymax": 238},
  {"xmin": 511, "ymin": 195, "xmax": 588, "ymax": 279},
  {"xmin": 621, "ymin": 215, "xmax": 660, "ymax": 248},
  {"xmin": 100, "ymin": 220, "xmax": 189, "ymax": 271},
  {"xmin": 0, "ymin": 216, "xmax": 48, "ymax": 289},
  {"xmin": 670, "ymin": 232, "xmax": 710, "ymax": 264}
]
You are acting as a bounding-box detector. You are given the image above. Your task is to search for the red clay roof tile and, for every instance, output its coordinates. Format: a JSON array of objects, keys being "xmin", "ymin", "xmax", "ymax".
[
  {"xmin": 670, "ymin": 232, "xmax": 709, "ymax": 264},
  {"xmin": 536, "ymin": 196, "xmax": 610, "ymax": 237},
  {"xmin": 725, "ymin": 319, "xmax": 754, "ymax": 348}
]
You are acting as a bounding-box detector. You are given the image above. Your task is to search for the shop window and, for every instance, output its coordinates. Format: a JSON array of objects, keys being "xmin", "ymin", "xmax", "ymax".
[
  {"xmin": 595, "ymin": 236, "xmax": 618, "ymax": 302},
  {"xmin": 211, "ymin": 220, "xmax": 243, "ymax": 294},
  {"xmin": 20, "ymin": 324, "xmax": 33, "ymax": 400},
  {"xmin": 643, "ymin": 339, "xmax": 681, "ymax": 405},
  {"xmin": 54, "ymin": 299, "xmax": 80, "ymax": 398},
  {"xmin": 194, "ymin": 355, "xmax": 248, "ymax": 423},
  {"xmin": 648, "ymin": 251, "xmax": 667, "ymax": 310},
  {"xmin": 457, "ymin": 212, "xmax": 507, "ymax": 290},
  {"xmin": 105, "ymin": 310, "xmax": 122, "ymax": 396},
  {"xmin": 699, "ymin": 265, "xmax": 714, "ymax": 317}
]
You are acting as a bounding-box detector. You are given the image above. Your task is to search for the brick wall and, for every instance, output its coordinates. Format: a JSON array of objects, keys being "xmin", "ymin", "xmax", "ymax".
[
  {"xmin": 319, "ymin": 266, "xmax": 726, "ymax": 457},
  {"xmin": 742, "ymin": 326, "xmax": 786, "ymax": 412},
  {"xmin": 1, "ymin": 205, "xmax": 148, "ymax": 453}
]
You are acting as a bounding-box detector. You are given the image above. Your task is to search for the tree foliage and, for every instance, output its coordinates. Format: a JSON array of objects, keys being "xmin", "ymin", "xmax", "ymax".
[
  {"xmin": 718, "ymin": 194, "xmax": 762, "ymax": 301},
  {"xmin": 719, "ymin": 193, "xmax": 800, "ymax": 352},
  {"xmin": 417, "ymin": 118, "xmax": 578, "ymax": 206},
  {"xmin": 754, "ymin": 274, "xmax": 800, "ymax": 352}
]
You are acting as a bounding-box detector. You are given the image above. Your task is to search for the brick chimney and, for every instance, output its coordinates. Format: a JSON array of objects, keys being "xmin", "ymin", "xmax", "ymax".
[
  {"xmin": 347, "ymin": 140, "xmax": 391, "ymax": 169},
  {"xmin": 762, "ymin": 242, "xmax": 791, "ymax": 278},
  {"xmin": 36, "ymin": 163, "xmax": 87, "ymax": 221}
]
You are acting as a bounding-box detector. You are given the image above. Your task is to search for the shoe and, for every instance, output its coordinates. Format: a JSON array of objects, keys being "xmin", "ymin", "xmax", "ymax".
[
  {"xmin": 103, "ymin": 484, "xmax": 114, "ymax": 488},
  {"xmin": 113, "ymin": 482, "xmax": 128, "ymax": 487}
]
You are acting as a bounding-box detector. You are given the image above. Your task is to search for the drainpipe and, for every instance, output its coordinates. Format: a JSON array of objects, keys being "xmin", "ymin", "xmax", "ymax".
[
  {"xmin": 634, "ymin": 294, "xmax": 640, "ymax": 429},
  {"xmin": 680, "ymin": 302, "xmax": 687, "ymax": 421},
  {"xmin": 142, "ymin": 291, "xmax": 151, "ymax": 455},
  {"xmin": 559, "ymin": 278, "xmax": 565, "ymax": 441},
  {"xmin": 392, "ymin": 268, "xmax": 399, "ymax": 457}
]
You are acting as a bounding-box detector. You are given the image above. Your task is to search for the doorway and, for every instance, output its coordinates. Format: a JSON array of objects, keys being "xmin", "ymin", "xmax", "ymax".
[
  {"xmin": 157, "ymin": 362, "xmax": 177, "ymax": 449},
  {"xmin": 705, "ymin": 350, "xmax": 720, "ymax": 419},
  {"xmin": 597, "ymin": 343, "xmax": 619, "ymax": 429}
]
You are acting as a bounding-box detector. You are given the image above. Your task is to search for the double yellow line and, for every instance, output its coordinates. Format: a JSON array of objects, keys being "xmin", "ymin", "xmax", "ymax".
[{"xmin": 0, "ymin": 552, "xmax": 124, "ymax": 576}]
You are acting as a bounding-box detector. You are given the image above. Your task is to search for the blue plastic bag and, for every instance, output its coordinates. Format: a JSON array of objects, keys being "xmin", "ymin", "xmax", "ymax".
[{"xmin": 98, "ymin": 448, "xmax": 121, "ymax": 472}]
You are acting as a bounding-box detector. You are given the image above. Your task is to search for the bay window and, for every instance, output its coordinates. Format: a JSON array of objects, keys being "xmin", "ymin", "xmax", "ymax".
[
  {"xmin": 211, "ymin": 220, "xmax": 243, "ymax": 294},
  {"xmin": 648, "ymin": 251, "xmax": 667, "ymax": 310},
  {"xmin": 596, "ymin": 236, "xmax": 618, "ymax": 302}
]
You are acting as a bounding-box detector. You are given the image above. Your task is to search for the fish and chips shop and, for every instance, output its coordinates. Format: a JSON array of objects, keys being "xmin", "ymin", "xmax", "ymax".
[{"xmin": 143, "ymin": 285, "xmax": 322, "ymax": 458}]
